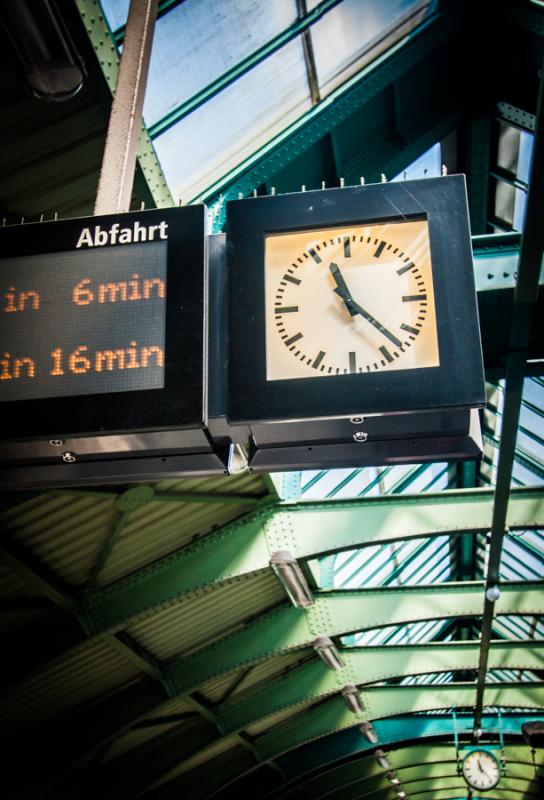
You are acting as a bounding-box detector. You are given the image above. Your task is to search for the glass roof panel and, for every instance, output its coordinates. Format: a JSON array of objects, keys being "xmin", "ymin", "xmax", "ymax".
[
  {"xmin": 100, "ymin": 0, "xmax": 131, "ymax": 32},
  {"xmin": 307, "ymin": 0, "xmax": 434, "ymax": 97},
  {"xmin": 141, "ymin": 0, "xmax": 298, "ymax": 127},
  {"xmin": 344, "ymin": 617, "xmax": 451, "ymax": 647},
  {"xmin": 153, "ymin": 36, "xmax": 311, "ymax": 202},
  {"xmin": 481, "ymin": 378, "xmax": 544, "ymax": 487},
  {"xmin": 392, "ymin": 142, "xmax": 442, "ymax": 181},
  {"xmin": 493, "ymin": 615, "xmax": 544, "ymax": 640}
]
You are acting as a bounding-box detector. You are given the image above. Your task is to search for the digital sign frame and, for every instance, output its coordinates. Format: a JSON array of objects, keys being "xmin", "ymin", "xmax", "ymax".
[{"xmin": 0, "ymin": 206, "xmax": 207, "ymax": 442}]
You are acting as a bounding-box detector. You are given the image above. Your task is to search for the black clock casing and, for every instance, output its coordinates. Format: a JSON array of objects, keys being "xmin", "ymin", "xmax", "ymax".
[{"xmin": 227, "ymin": 176, "xmax": 485, "ymax": 425}]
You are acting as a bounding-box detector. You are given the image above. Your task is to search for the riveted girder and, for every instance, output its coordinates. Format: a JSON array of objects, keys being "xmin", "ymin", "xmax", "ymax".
[
  {"xmin": 81, "ymin": 488, "xmax": 544, "ymax": 635},
  {"xmin": 217, "ymin": 641, "xmax": 544, "ymax": 735},
  {"xmin": 256, "ymin": 683, "xmax": 544, "ymax": 762},
  {"xmin": 91, "ymin": 644, "xmax": 543, "ymax": 799},
  {"xmin": 284, "ymin": 743, "xmax": 544, "ymax": 800},
  {"xmin": 277, "ymin": 717, "xmax": 544, "ymax": 786},
  {"xmin": 164, "ymin": 583, "xmax": 543, "ymax": 694}
]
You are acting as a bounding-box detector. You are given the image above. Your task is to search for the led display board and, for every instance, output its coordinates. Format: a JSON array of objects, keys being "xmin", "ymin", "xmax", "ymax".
[
  {"xmin": 1, "ymin": 240, "xmax": 167, "ymax": 402},
  {"xmin": 0, "ymin": 206, "xmax": 210, "ymax": 454}
]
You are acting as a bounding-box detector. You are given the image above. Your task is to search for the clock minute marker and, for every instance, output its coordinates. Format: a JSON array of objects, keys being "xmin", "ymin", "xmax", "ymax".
[
  {"xmin": 284, "ymin": 273, "xmax": 301, "ymax": 285},
  {"xmin": 343, "ymin": 237, "xmax": 351, "ymax": 257},
  {"xmin": 379, "ymin": 345, "xmax": 394, "ymax": 363},
  {"xmin": 403, "ymin": 294, "xmax": 427, "ymax": 302},
  {"xmin": 373, "ymin": 240, "xmax": 386, "ymax": 258},
  {"xmin": 275, "ymin": 306, "xmax": 299, "ymax": 313},
  {"xmin": 285, "ymin": 332, "xmax": 303, "ymax": 347},
  {"xmin": 397, "ymin": 260, "xmax": 415, "ymax": 275},
  {"xmin": 401, "ymin": 323, "xmax": 419, "ymax": 335},
  {"xmin": 308, "ymin": 247, "xmax": 321, "ymax": 263},
  {"xmin": 348, "ymin": 351, "xmax": 356, "ymax": 373},
  {"xmin": 312, "ymin": 351, "xmax": 325, "ymax": 369}
]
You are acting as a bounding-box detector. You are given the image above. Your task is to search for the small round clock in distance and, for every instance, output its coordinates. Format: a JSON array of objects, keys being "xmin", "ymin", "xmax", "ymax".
[
  {"xmin": 461, "ymin": 748, "xmax": 501, "ymax": 791},
  {"xmin": 264, "ymin": 219, "xmax": 440, "ymax": 382}
]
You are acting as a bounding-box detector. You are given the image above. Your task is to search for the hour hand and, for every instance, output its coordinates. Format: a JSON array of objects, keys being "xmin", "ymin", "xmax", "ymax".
[{"xmin": 329, "ymin": 262, "xmax": 358, "ymax": 316}]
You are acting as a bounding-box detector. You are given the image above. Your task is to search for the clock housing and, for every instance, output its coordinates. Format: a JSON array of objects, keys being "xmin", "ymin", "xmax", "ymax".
[
  {"xmin": 461, "ymin": 748, "xmax": 501, "ymax": 791},
  {"xmin": 227, "ymin": 176, "xmax": 485, "ymax": 424}
]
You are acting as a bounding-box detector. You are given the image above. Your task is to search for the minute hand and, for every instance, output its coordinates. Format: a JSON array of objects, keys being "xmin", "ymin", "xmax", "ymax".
[{"xmin": 345, "ymin": 297, "xmax": 403, "ymax": 349}]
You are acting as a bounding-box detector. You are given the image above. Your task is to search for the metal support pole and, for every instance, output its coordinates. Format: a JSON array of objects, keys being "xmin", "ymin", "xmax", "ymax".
[
  {"xmin": 94, "ymin": 0, "xmax": 158, "ymax": 215},
  {"xmin": 474, "ymin": 61, "xmax": 544, "ymax": 729}
]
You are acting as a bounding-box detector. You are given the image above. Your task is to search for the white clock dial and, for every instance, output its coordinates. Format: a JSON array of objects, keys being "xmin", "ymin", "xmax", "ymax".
[
  {"xmin": 265, "ymin": 219, "xmax": 439, "ymax": 381},
  {"xmin": 462, "ymin": 749, "xmax": 501, "ymax": 791}
]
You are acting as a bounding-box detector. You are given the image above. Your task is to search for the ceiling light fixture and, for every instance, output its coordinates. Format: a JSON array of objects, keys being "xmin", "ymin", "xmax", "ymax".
[
  {"xmin": 313, "ymin": 636, "xmax": 345, "ymax": 670},
  {"xmin": 269, "ymin": 550, "xmax": 314, "ymax": 608},
  {"xmin": 359, "ymin": 721, "xmax": 378, "ymax": 743},
  {"xmin": 374, "ymin": 749, "xmax": 391, "ymax": 770},
  {"xmin": 396, "ymin": 791, "xmax": 407, "ymax": 799},
  {"xmin": 387, "ymin": 772, "xmax": 400, "ymax": 785},
  {"xmin": 341, "ymin": 684, "xmax": 364, "ymax": 715}
]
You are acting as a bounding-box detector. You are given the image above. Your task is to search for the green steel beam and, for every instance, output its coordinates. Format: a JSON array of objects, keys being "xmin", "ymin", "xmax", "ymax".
[
  {"xmin": 74, "ymin": 0, "xmax": 174, "ymax": 207},
  {"xmin": 149, "ymin": 690, "xmax": 544, "ymax": 800},
  {"xmin": 82, "ymin": 488, "xmax": 544, "ymax": 635},
  {"xmin": 277, "ymin": 720, "xmax": 543, "ymax": 796},
  {"xmin": 289, "ymin": 745, "xmax": 543, "ymax": 800},
  {"xmin": 100, "ymin": 643, "xmax": 542, "ymax": 798},
  {"xmin": 147, "ymin": 0, "xmax": 343, "ymax": 139},
  {"xmin": 256, "ymin": 683, "xmax": 544, "ymax": 762},
  {"xmin": 26, "ymin": 586, "xmax": 542, "ymax": 796},
  {"xmin": 475, "ymin": 57, "xmax": 544, "ymax": 729},
  {"xmin": 196, "ymin": 5, "xmax": 462, "ymax": 208},
  {"xmin": 164, "ymin": 584, "xmax": 543, "ymax": 695},
  {"xmin": 310, "ymin": 772, "xmax": 542, "ymax": 800},
  {"xmin": 86, "ymin": 511, "xmax": 128, "ymax": 589},
  {"xmin": 384, "ymin": 791, "xmax": 540, "ymax": 800},
  {"xmin": 216, "ymin": 642, "xmax": 544, "ymax": 735},
  {"xmin": 93, "ymin": 720, "xmax": 221, "ymax": 800}
]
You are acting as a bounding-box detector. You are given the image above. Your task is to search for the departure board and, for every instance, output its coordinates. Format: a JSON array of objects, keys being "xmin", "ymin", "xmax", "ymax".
[
  {"xmin": 0, "ymin": 206, "xmax": 207, "ymax": 439},
  {"xmin": 0, "ymin": 241, "xmax": 167, "ymax": 401}
]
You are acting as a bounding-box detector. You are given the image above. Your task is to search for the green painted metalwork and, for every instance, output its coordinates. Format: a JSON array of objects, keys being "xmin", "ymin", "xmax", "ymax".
[
  {"xmin": 74, "ymin": 0, "xmax": 174, "ymax": 208},
  {"xmin": 82, "ymin": 488, "xmax": 544, "ymax": 635},
  {"xmin": 288, "ymin": 744, "xmax": 543, "ymax": 800},
  {"xmin": 475, "ymin": 64, "xmax": 544, "ymax": 729},
  {"xmin": 148, "ymin": 0, "xmax": 344, "ymax": 139},
  {"xmin": 196, "ymin": 6, "xmax": 461, "ymax": 211},
  {"xmin": 86, "ymin": 511, "xmax": 128, "ymax": 589},
  {"xmin": 301, "ymin": 772, "xmax": 542, "ymax": 800},
  {"xmin": 164, "ymin": 584, "xmax": 543, "ymax": 695},
  {"xmin": 112, "ymin": 0, "xmax": 186, "ymax": 44},
  {"xmin": 256, "ymin": 684, "xmax": 544, "ymax": 762},
  {"xmin": 278, "ymin": 718, "xmax": 543, "ymax": 788},
  {"xmin": 90, "ymin": 646, "xmax": 543, "ymax": 799},
  {"xmin": 216, "ymin": 642, "xmax": 544, "ymax": 735},
  {"xmin": 0, "ymin": 536, "xmax": 77, "ymax": 613}
]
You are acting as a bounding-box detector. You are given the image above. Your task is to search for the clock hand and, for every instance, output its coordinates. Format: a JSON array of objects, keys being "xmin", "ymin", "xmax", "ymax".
[
  {"xmin": 329, "ymin": 261, "xmax": 403, "ymax": 349},
  {"xmin": 346, "ymin": 297, "xmax": 404, "ymax": 349},
  {"xmin": 329, "ymin": 262, "xmax": 358, "ymax": 316}
]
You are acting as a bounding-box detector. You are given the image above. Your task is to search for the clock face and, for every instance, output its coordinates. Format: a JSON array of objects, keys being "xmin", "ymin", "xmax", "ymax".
[
  {"xmin": 264, "ymin": 219, "xmax": 439, "ymax": 381},
  {"xmin": 462, "ymin": 749, "xmax": 501, "ymax": 791}
]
